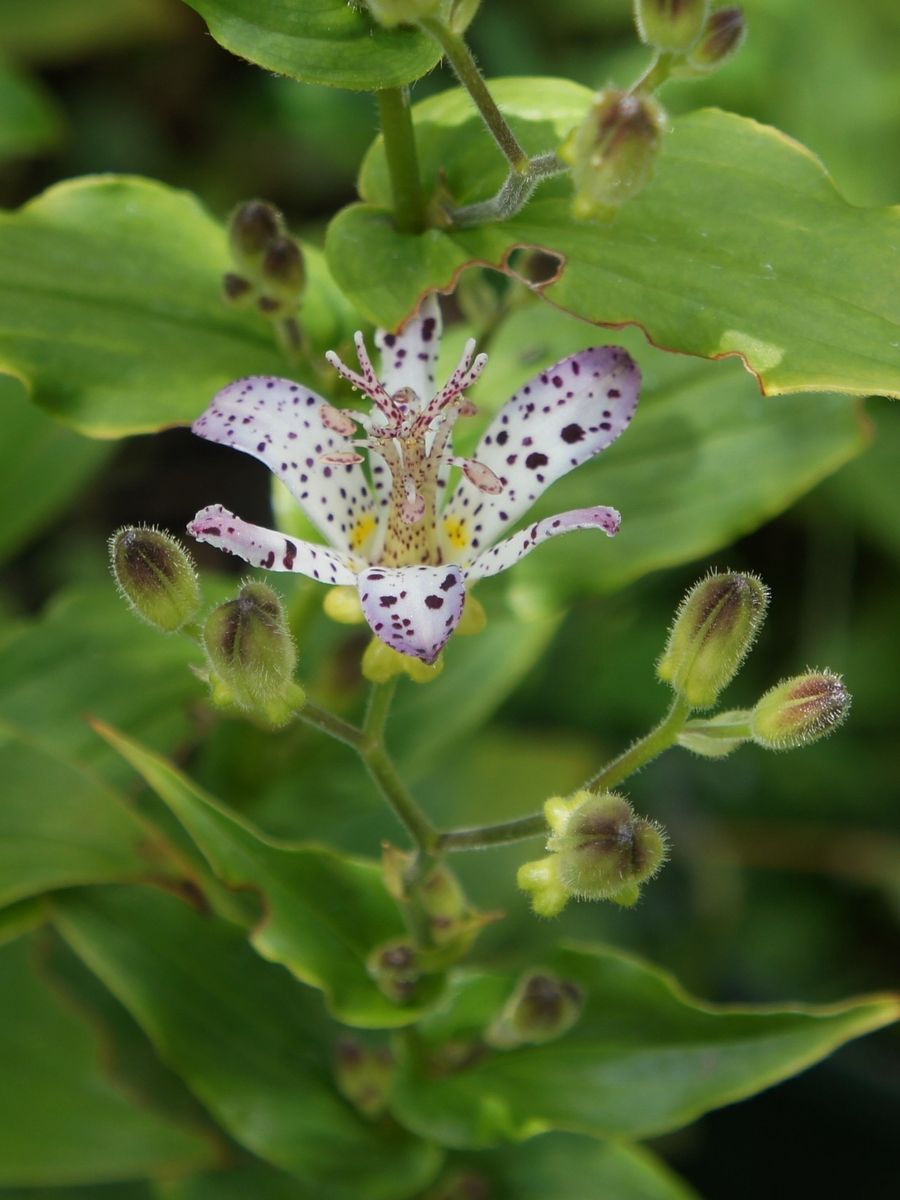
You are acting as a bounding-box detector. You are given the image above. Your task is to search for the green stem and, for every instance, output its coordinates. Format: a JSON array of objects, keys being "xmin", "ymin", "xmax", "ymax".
[
  {"xmin": 419, "ymin": 16, "xmax": 529, "ymax": 172},
  {"xmin": 630, "ymin": 50, "xmax": 676, "ymax": 95},
  {"xmin": 438, "ymin": 694, "xmax": 693, "ymax": 853},
  {"xmin": 447, "ymin": 151, "xmax": 567, "ymax": 229},
  {"xmin": 376, "ymin": 87, "xmax": 426, "ymax": 234},
  {"xmin": 296, "ymin": 700, "xmax": 366, "ymax": 750},
  {"xmin": 361, "ymin": 741, "xmax": 439, "ymax": 854},
  {"xmin": 363, "ymin": 678, "xmax": 398, "ymax": 742}
]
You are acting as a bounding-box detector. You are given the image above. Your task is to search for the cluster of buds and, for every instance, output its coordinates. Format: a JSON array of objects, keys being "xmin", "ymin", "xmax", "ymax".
[
  {"xmin": 518, "ymin": 790, "xmax": 667, "ymax": 917},
  {"xmin": 382, "ymin": 848, "xmax": 496, "ymax": 960},
  {"xmin": 486, "ymin": 969, "xmax": 584, "ymax": 1048},
  {"xmin": 224, "ymin": 200, "xmax": 306, "ymax": 324},
  {"xmin": 563, "ymin": 5, "xmax": 746, "ymax": 218}
]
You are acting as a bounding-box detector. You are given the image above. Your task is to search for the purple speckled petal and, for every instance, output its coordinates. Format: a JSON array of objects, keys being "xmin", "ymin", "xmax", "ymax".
[
  {"xmin": 375, "ymin": 293, "xmax": 443, "ymax": 405},
  {"xmin": 192, "ymin": 376, "xmax": 376, "ymax": 555},
  {"xmin": 441, "ymin": 346, "xmax": 639, "ymax": 561},
  {"xmin": 357, "ymin": 563, "xmax": 465, "ymax": 664},
  {"xmin": 465, "ymin": 505, "xmax": 621, "ymax": 581},
  {"xmin": 188, "ymin": 504, "xmax": 357, "ymax": 584}
]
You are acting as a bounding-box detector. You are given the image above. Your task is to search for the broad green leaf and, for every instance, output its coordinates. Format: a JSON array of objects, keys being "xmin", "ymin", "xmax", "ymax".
[
  {"xmin": 0, "ymin": 176, "xmax": 354, "ymax": 436},
  {"xmin": 0, "ymin": 60, "xmax": 61, "ymax": 160},
  {"xmin": 0, "ymin": 375, "xmax": 108, "ymax": 563},
  {"xmin": 0, "ymin": 897, "xmax": 46, "ymax": 947},
  {"xmin": 327, "ymin": 79, "xmax": 900, "ymax": 397},
  {"xmin": 451, "ymin": 1134, "xmax": 698, "ymax": 1200},
  {"xmin": 55, "ymin": 886, "xmax": 441, "ymax": 1198},
  {"xmin": 0, "ymin": 725, "xmax": 166, "ymax": 909},
  {"xmin": 0, "ymin": 0, "xmax": 177, "ymax": 62},
  {"xmin": 447, "ymin": 304, "xmax": 868, "ymax": 599},
  {"xmin": 181, "ymin": 0, "xmax": 475, "ymax": 91},
  {"xmin": 94, "ymin": 721, "xmax": 441, "ymax": 1027},
  {"xmin": 391, "ymin": 943, "xmax": 900, "ymax": 1147},
  {"xmin": 0, "ymin": 936, "xmax": 214, "ymax": 1187}
]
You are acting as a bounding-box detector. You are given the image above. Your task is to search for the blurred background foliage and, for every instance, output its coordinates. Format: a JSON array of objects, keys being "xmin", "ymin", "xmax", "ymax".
[{"xmin": 0, "ymin": 1, "xmax": 898, "ymax": 1197}]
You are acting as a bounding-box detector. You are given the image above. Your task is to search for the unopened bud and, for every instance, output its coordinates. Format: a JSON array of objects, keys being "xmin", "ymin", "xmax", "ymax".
[
  {"xmin": 367, "ymin": 938, "xmax": 421, "ymax": 1004},
  {"xmin": 222, "ymin": 272, "xmax": 253, "ymax": 305},
  {"xmin": 634, "ymin": 0, "xmax": 710, "ymax": 52},
  {"xmin": 561, "ymin": 88, "xmax": 666, "ymax": 218},
  {"xmin": 361, "ymin": 0, "xmax": 441, "ymax": 28},
  {"xmin": 228, "ymin": 200, "xmax": 282, "ymax": 274},
  {"xmin": 683, "ymin": 6, "xmax": 746, "ymax": 74},
  {"xmin": 751, "ymin": 670, "xmax": 850, "ymax": 751},
  {"xmin": 110, "ymin": 526, "xmax": 200, "ymax": 632},
  {"xmin": 333, "ymin": 1037, "xmax": 393, "ymax": 1118},
  {"xmin": 204, "ymin": 582, "xmax": 299, "ymax": 717},
  {"xmin": 487, "ymin": 970, "xmax": 584, "ymax": 1048},
  {"xmin": 548, "ymin": 791, "xmax": 667, "ymax": 902},
  {"xmin": 657, "ymin": 570, "xmax": 768, "ymax": 709},
  {"xmin": 261, "ymin": 236, "xmax": 306, "ymax": 304}
]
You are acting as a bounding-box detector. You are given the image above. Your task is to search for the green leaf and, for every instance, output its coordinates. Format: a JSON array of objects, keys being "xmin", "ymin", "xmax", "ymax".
[
  {"xmin": 156, "ymin": 1164, "xmax": 317, "ymax": 1200},
  {"xmin": 391, "ymin": 943, "xmax": 900, "ymax": 1147},
  {"xmin": 54, "ymin": 886, "xmax": 441, "ymax": 1198},
  {"xmin": 0, "ymin": 60, "xmax": 61, "ymax": 160},
  {"xmin": 453, "ymin": 1134, "xmax": 698, "ymax": 1200},
  {"xmin": 180, "ymin": 0, "xmax": 474, "ymax": 91},
  {"xmin": 0, "ymin": 725, "xmax": 164, "ymax": 909},
  {"xmin": 93, "ymin": 721, "xmax": 441, "ymax": 1027},
  {"xmin": 0, "ymin": 935, "xmax": 214, "ymax": 1187},
  {"xmin": 0, "ymin": 375, "xmax": 108, "ymax": 563},
  {"xmin": 328, "ymin": 79, "xmax": 900, "ymax": 397},
  {"xmin": 450, "ymin": 304, "xmax": 868, "ymax": 599},
  {"xmin": 0, "ymin": 176, "xmax": 353, "ymax": 436}
]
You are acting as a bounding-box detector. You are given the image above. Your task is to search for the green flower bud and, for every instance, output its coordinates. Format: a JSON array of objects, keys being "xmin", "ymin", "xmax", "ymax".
[
  {"xmin": 222, "ymin": 272, "xmax": 253, "ymax": 305},
  {"xmin": 548, "ymin": 791, "xmax": 667, "ymax": 902},
  {"xmin": 110, "ymin": 526, "xmax": 200, "ymax": 632},
  {"xmin": 657, "ymin": 570, "xmax": 769, "ymax": 709},
  {"xmin": 751, "ymin": 670, "xmax": 850, "ymax": 751},
  {"xmin": 561, "ymin": 88, "xmax": 666, "ymax": 219},
  {"xmin": 260, "ymin": 236, "xmax": 306, "ymax": 306},
  {"xmin": 366, "ymin": 938, "xmax": 421, "ymax": 1004},
  {"xmin": 634, "ymin": 0, "xmax": 710, "ymax": 52},
  {"xmin": 228, "ymin": 199, "xmax": 282, "ymax": 274},
  {"xmin": 203, "ymin": 581, "xmax": 299, "ymax": 716},
  {"xmin": 333, "ymin": 1037, "xmax": 393, "ymax": 1118},
  {"xmin": 487, "ymin": 970, "xmax": 584, "ymax": 1048},
  {"xmin": 678, "ymin": 709, "xmax": 752, "ymax": 758},
  {"xmin": 361, "ymin": 0, "xmax": 441, "ymax": 28},
  {"xmin": 682, "ymin": 5, "xmax": 746, "ymax": 74}
]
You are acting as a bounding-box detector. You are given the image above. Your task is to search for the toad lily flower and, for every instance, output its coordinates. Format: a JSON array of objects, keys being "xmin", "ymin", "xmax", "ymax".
[{"xmin": 188, "ymin": 297, "xmax": 640, "ymax": 663}]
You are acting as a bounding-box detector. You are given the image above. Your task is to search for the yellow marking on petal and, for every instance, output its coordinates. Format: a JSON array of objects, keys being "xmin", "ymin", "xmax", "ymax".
[
  {"xmin": 443, "ymin": 515, "xmax": 471, "ymax": 551},
  {"xmin": 351, "ymin": 513, "xmax": 378, "ymax": 552}
]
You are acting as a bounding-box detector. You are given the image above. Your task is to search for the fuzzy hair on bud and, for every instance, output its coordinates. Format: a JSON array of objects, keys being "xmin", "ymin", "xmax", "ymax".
[
  {"xmin": 487, "ymin": 970, "xmax": 584, "ymax": 1049},
  {"xmin": 548, "ymin": 791, "xmax": 668, "ymax": 901},
  {"xmin": 110, "ymin": 526, "xmax": 200, "ymax": 633},
  {"xmin": 203, "ymin": 580, "xmax": 297, "ymax": 714},
  {"xmin": 561, "ymin": 87, "xmax": 667, "ymax": 218},
  {"xmin": 634, "ymin": 0, "xmax": 710, "ymax": 52},
  {"xmin": 657, "ymin": 569, "xmax": 769, "ymax": 709},
  {"xmin": 751, "ymin": 670, "xmax": 850, "ymax": 751},
  {"xmin": 683, "ymin": 5, "xmax": 746, "ymax": 74}
]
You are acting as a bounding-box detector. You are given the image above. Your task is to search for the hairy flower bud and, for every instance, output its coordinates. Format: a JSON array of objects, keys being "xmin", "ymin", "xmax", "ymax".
[
  {"xmin": 487, "ymin": 970, "xmax": 584, "ymax": 1048},
  {"xmin": 751, "ymin": 670, "xmax": 850, "ymax": 751},
  {"xmin": 110, "ymin": 526, "xmax": 200, "ymax": 632},
  {"xmin": 683, "ymin": 6, "xmax": 746, "ymax": 74},
  {"xmin": 204, "ymin": 581, "xmax": 300, "ymax": 718},
  {"xmin": 261, "ymin": 236, "xmax": 306, "ymax": 306},
  {"xmin": 361, "ymin": 0, "xmax": 441, "ymax": 28},
  {"xmin": 548, "ymin": 791, "xmax": 667, "ymax": 903},
  {"xmin": 634, "ymin": 0, "xmax": 710, "ymax": 51},
  {"xmin": 657, "ymin": 570, "xmax": 768, "ymax": 709},
  {"xmin": 561, "ymin": 88, "xmax": 666, "ymax": 218},
  {"xmin": 228, "ymin": 199, "xmax": 283, "ymax": 274},
  {"xmin": 367, "ymin": 938, "xmax": 422, "ymax": 1004},
  {"xmin": 333, "ymin": 1036, "xmax": 393, "ymax": 1118}
]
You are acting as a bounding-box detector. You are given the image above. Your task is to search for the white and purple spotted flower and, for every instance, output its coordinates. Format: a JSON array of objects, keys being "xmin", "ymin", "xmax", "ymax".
[{"xmin": 188, "ymin": 296, "xmax": 640, "ymax": 663}]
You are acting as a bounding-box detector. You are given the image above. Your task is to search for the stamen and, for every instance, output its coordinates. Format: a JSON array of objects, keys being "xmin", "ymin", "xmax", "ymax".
[
  {"xmin": 320, "ymin": 404, "xmax": 360, "ymax": 437},
  {"xmin": 452, "ymin": 456, "xmax": 504, "ymax": 495},
  {"xmin": 320, "ymin": 451, "xmax": 365, "ymax": 466},
  {"xmin": 325, "ymin": 331, "xmax": 399, "ymax": 422},
  {"xmin": 414, "ymin": 342, "xmax": 489, "ymax": 431}
]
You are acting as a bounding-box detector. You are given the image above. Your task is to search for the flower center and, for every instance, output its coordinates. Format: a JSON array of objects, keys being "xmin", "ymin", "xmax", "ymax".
[{"xmin": 324, "ymin": 331, "xmax": 502, "ymax": 567}]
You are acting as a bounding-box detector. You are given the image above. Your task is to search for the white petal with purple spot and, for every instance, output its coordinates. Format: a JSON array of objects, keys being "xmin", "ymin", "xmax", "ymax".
[
  {"xmin": 192, "ymin": 376, "xmax": 375, "ymax": 555},
  {"xmin": 441, "ymin": 346, "xmax": 639, "ymax": 562},
  {"xmin": 375, "ymin": 293, "xmax": 443, "ymax": 407},
  {"xmin": 466, "ymin": 505, "xmax": 621, "ymax": 581},
  {"xmin": 357, "ymin": 563, "xmax": 466, "ymax": 663},
  {"xmin": 188, "ymin": 504, "xmax": 357, "ymax": 584}
]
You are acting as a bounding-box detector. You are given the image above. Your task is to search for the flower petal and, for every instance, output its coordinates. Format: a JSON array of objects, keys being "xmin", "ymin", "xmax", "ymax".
[
  {"xmin": 375, "ymin": 293, "xmax": 442, "ymax": 404},
  {"xmin": 441, "ymin": 346, "xmax": 639, "ymax": 562},
  {"xmin": 192, "ymin": 376, "xmax": 376, "ymax": 555},
  {"xmin": 188, "ymin": 504, "xmax": 357, "ymax": 584},
  {"xmin": 357, "ymin": 564, "xmax": 466, "ymax": 663},
  {"xmin": 465, "ymin": 506, "xmax": 621, "ymax": 582}
]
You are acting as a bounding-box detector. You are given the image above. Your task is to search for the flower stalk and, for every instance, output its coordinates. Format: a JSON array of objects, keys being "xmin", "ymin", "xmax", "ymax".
[{"xmin": 377, "ymin": 87, "xmax": 427, "ymax": 234}]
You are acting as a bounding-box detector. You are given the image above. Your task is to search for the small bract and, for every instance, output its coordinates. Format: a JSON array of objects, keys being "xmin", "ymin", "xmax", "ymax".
[{"xmin": 189, "ymin": 296, "xmax": 640, "ymax": 662}]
